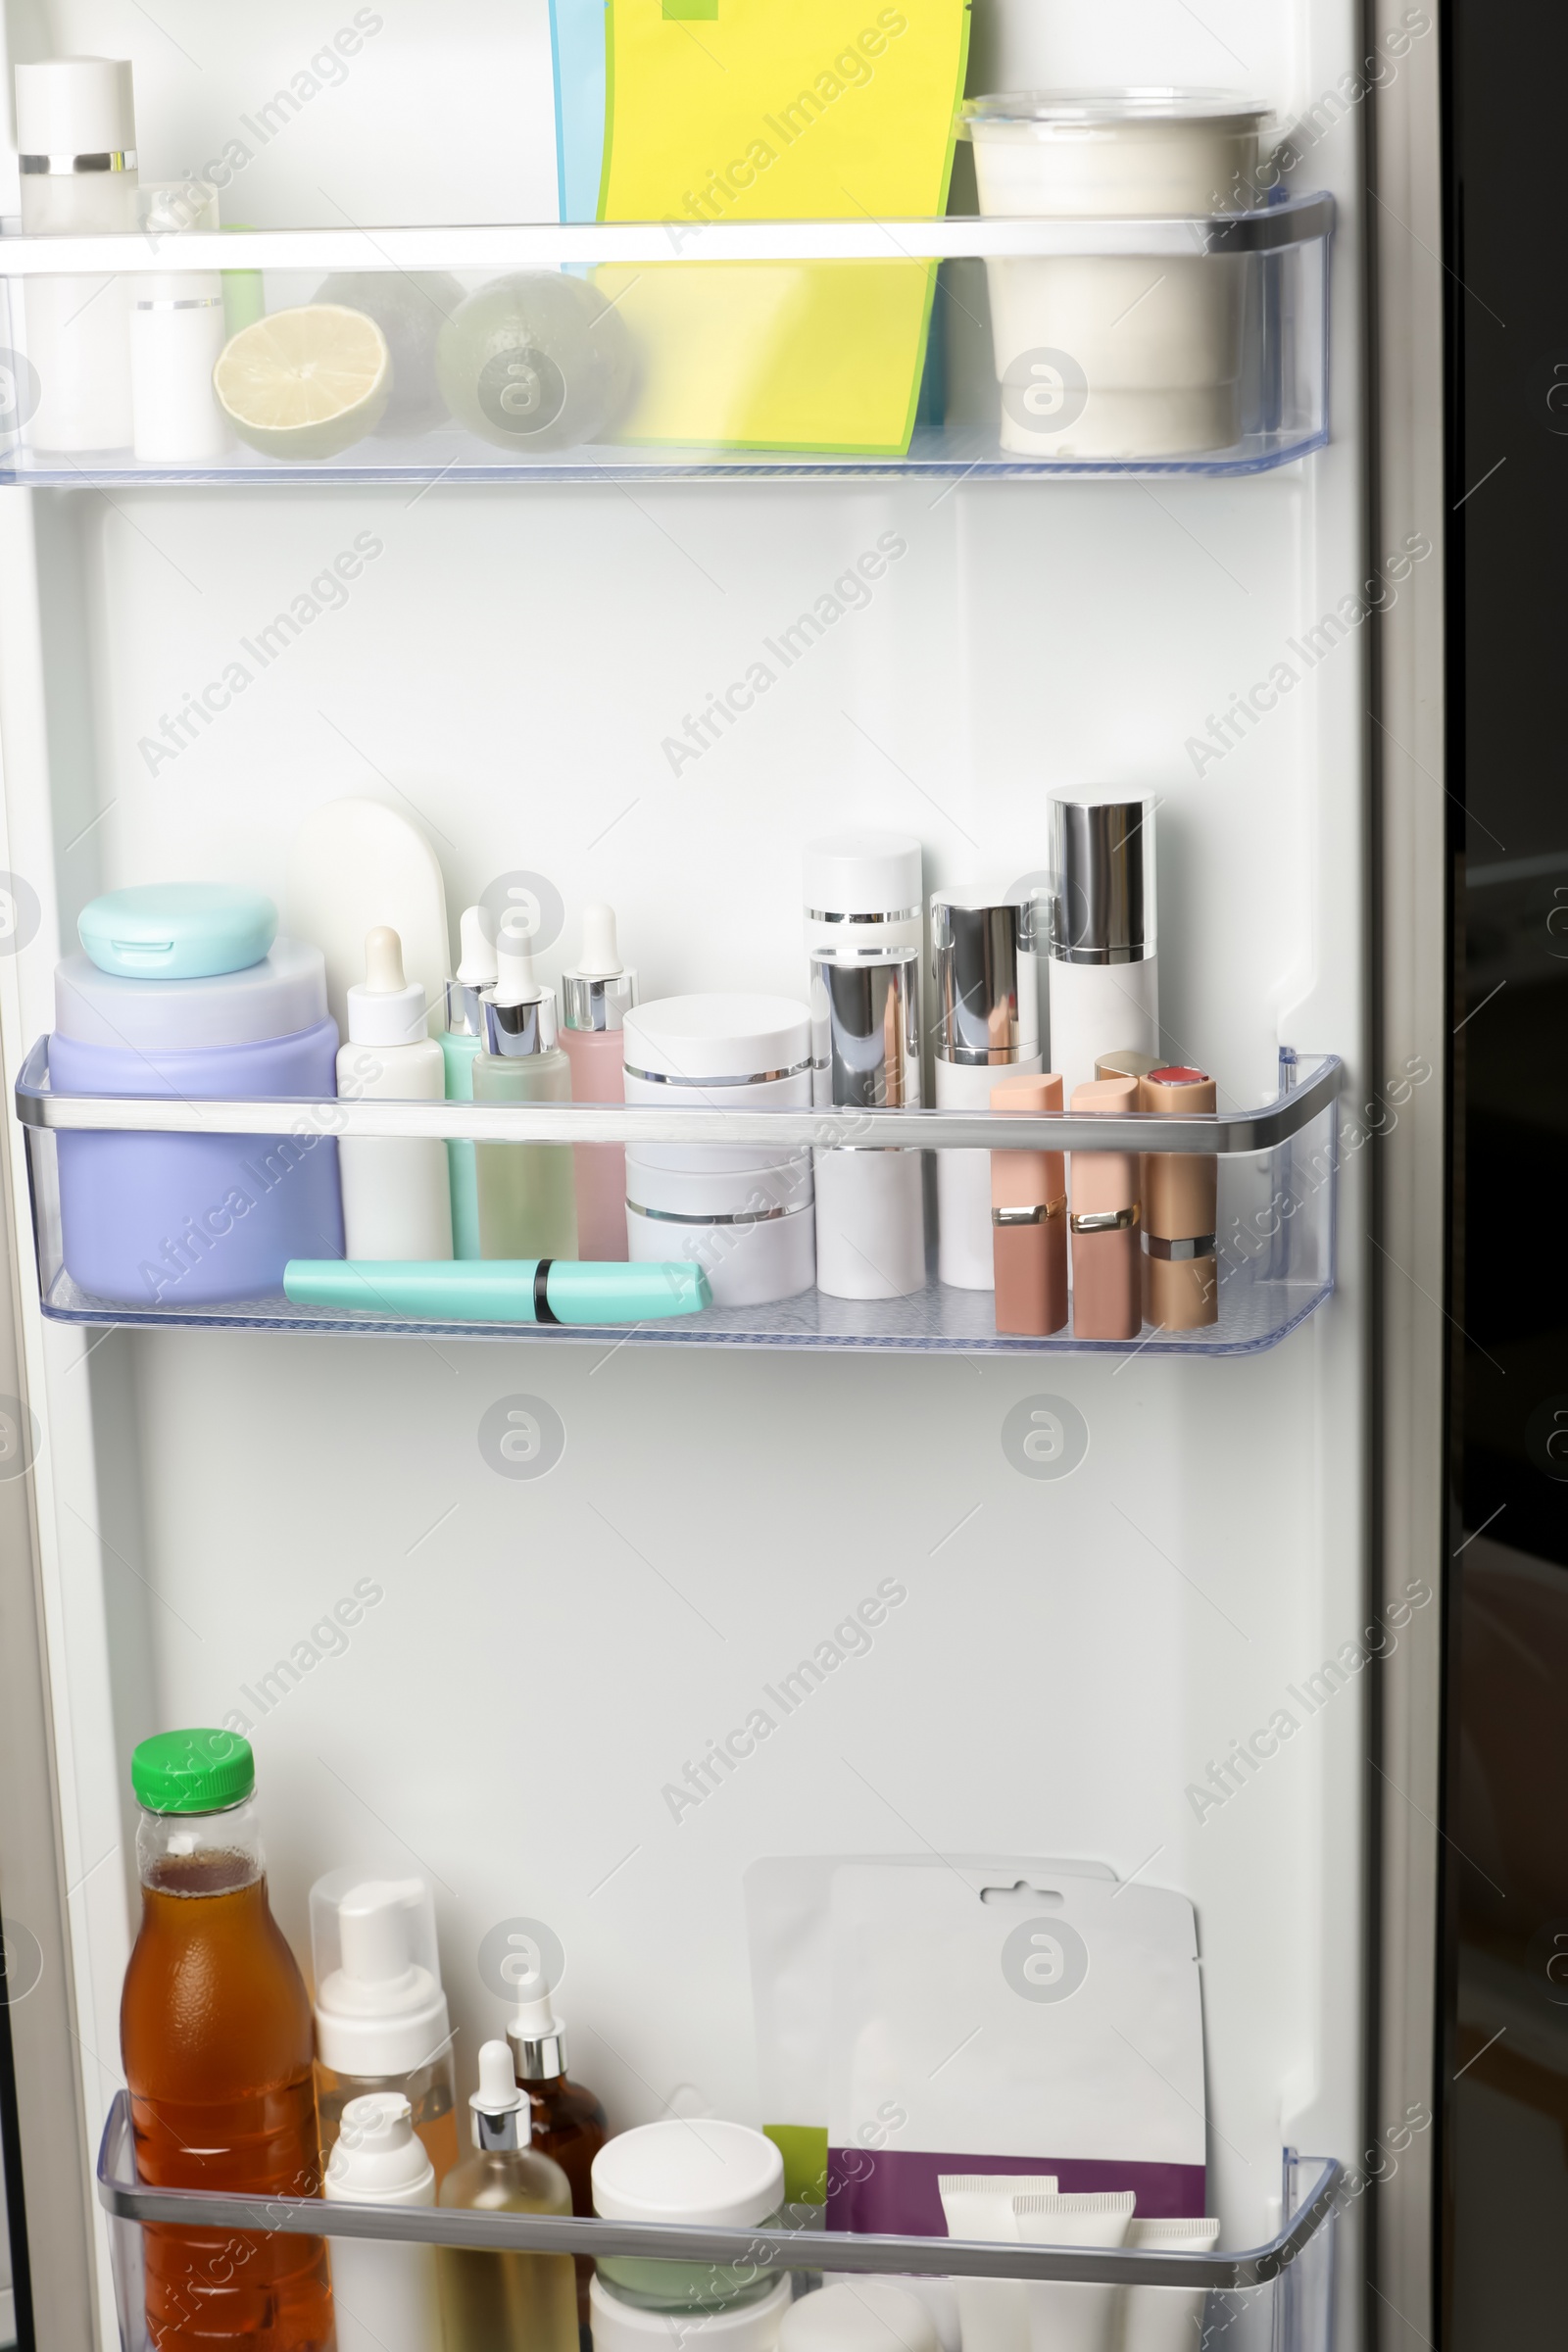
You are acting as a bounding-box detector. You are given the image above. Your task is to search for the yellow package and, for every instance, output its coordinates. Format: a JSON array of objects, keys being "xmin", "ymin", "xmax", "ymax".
[{"xmin": 596, "ymin": 0, "xmax": 970, "ymax": 452}]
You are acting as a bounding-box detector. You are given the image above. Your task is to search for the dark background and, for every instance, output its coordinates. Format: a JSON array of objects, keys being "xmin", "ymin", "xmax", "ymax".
[{"xmin": 1442, "ymin": 0, "xmax": 1568, "ymax": 2336}]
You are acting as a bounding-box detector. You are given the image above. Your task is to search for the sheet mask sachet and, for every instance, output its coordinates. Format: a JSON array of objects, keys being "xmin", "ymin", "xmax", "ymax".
[
  {"xmin": 561, "ymin": 0, "xmax": 970, "ymax": 453},
  {"xmin": 746, "ymin": 1858, "xmax": 1102, "ymax": 2352},
  {"xmin": 822, "ymin": 1863, "xmax": 1206, "ymax": 2231}
]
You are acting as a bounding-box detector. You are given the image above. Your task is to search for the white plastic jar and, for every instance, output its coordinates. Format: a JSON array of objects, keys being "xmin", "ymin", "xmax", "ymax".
[
  {"xmin": 960, "ymin": 90, "xmax": 1270, "ymax": 459},
  {"xmin": 622, "ymin": 997, "xmax": 815, "ymax": 1304}
]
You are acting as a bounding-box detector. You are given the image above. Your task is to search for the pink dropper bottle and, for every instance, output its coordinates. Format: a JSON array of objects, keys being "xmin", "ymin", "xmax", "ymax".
[{"xmin": 559, "ymin": 905, "xmax": 637, "ymax": 1261}]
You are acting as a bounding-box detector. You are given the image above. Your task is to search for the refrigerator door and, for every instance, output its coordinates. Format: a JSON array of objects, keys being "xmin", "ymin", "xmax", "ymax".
[{"xmin": 0, "ymin": 0, "xmax": 1447, "ymax": 2346}]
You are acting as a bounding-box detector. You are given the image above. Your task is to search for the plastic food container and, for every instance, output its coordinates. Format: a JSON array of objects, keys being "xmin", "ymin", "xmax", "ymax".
[
  {"xmin": 960, "ymin": 90, "xmax": 1271, "ymax": 458},
  {"xmin": 593, "ymin": 2120, "xmax": 786, "ymax": 2314}
]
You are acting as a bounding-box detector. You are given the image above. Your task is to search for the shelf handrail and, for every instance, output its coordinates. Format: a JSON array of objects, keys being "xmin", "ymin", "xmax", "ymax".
[
  {"xmin": 16, "ymin": 1041, "xmax": 1340, "ymax": 1155},
  {"xmin": 94, "ymin": 2094, "xmax": 1338, "ymax": 2291},
  {"xmin": 0, "ymin": 192, "xmax": 1334, "ymax": 274}
]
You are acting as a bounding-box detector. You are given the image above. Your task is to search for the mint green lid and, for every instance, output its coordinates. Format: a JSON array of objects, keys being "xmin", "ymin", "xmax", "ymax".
[
  {"xmin": 78, "ymin": 884, "xmax": 276, "ymax": 980},
  {"xmin": 131, "ymin": 1729, "xmax": 255, "ymax": 1814}
]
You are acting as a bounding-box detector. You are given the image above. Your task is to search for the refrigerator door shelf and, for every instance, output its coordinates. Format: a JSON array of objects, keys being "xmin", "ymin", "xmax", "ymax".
[
  {"xmin": 0, "ymin": 196, "xmax": 1331, "ymax": 484},
  {"xmin": 15, "ymin": 1043, "xmax": 1340, "ymax": 1355},
  {"xmin": 95, "ymin": 2091, "xmax": 1339, "ymax": 2343}
]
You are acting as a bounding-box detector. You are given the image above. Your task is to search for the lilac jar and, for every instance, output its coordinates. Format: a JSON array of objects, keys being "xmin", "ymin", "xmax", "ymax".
[{"xmin": 51, "ymin": 938, "xmax": 344, "ymax": 1308}]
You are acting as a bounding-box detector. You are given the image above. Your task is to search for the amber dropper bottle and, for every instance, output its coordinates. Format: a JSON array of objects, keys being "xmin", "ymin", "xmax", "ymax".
[{"xmin": 509, "ymin": 1987, "xmax": 609, "ymax": 2328}]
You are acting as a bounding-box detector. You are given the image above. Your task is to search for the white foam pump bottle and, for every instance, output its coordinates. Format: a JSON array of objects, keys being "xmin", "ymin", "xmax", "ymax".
[{"xmin": 336, "ymin": 925, "xmax": 454, "ymax": 1261}]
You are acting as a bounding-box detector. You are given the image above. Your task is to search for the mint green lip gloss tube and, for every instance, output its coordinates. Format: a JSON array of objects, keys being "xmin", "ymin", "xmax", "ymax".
[{"xmin": 283, "ymin": 1258, "xmax": 711, "ymax": 1325}]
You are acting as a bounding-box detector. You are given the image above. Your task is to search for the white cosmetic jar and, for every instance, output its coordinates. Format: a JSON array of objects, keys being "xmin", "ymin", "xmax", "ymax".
[
  {"xmin": 625, "ymin": 1152, "xmax": 815, "ymax": 1308},
  {"xmin": 623, "ymin": 995, "xmax": 813, "ymax": 1173}
]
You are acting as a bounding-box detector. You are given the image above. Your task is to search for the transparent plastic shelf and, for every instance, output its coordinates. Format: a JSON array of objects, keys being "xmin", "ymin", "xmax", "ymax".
[
  {"xmin": 97, "ymin": 2095, "xmax": 1339, "ymax": 2351},
  {"xmin": 0, "ymin": 195, "xmax": 1330, "ymax": 483},
  {"xmin": 15, "ymin": 1044, "xmax": 1340, "ymax": 1354}
]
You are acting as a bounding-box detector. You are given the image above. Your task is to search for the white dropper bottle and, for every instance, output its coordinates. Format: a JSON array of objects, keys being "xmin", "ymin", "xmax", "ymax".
[{"xmin": 336, "ymin": 925, "xmax": 454, "ymax": 1261}]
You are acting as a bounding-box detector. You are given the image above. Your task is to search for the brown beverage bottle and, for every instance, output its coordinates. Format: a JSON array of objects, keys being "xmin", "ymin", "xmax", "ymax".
[
  {"xmin": 120, "ymin": 1730, "xmax": 334, "ymax": 2351},
  {"xmin": 508, "ymin": 1988, "xmax": 609, "ymax": 2326}
]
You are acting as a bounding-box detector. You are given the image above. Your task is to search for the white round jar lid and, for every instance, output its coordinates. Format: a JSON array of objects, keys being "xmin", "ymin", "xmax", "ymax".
[
  {"xmin": 592, "ymin": 2118, "xmax": 784, "ymax": 2228},
  {"xmin": 623, "ymin": 997, "xmax": 811, "ymax": 1086},
  {"xmin": 803, "ymin": 832, "xmax": 923, "ymax": 921}
]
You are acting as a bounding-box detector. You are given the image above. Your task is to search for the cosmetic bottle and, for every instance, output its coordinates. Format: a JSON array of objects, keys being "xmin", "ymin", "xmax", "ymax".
[
  {"xmin": 438, "ymin": 2040, "xmax": 578, "ymax": 2352},
  {"xmin": 324, "ymin": 2093, "xmax": 442, "ymax": 2352},
  {"xmin": 810, "ymin": 945, "xmax": 925, "ymax": 1298},
  {"xmin": 16, "ymin": 58, "xmax": 138, "ymax": 451},
  {"xmin": 990, "ymin": 1072, "xmax": 1067, "ymax": 1335},
  {"xmin": 130, "ymin": 180, "xmax": 232, "ymax": 464},
  {"xmin": 560, "ymin": 903, "xmax": 638, "ymax": 1260},
  {"xmin": 336, "ymin": 927, "xmax": 453, "ymax": 1263},
  {"xmin": 508, "ymin": 1984, "xmax": 609, "ymax": 2326},
  {"xmin": 473, "ymin": 916, "xmax": 578, "ymax": 1260},
  {"xmin": 803, "ymin": 831, "xmax": 924, "ymax": 962},
  {"xmin": 623, "ymin": 997, "xmax": 814, "ymax": 1306},
  {"xmin": 1138, "ymin": 1064, "xmax": 1219, "ymax": 1331},
  {"xmin": 1068, "ymin": 1076, "xmax": 1142, "ymax": 1341},
  {"xmin": 931, "ymin": 893, "xmax": 1041, "ymax": 1290},
  {"xmin": 311, "ymin": 1871, "xmax": 460, "ymax": 2185},
  {"xmin": 442, "ymin": 906, "xmax": 498, "ymax": 1260},
  {"xmin": 1045, "ymin": 796, "xmax": 1158, "ymax": 1101},
  {"xmin": 593, "ymin": 2119, "xmax": 787, "ymax": 2317}
]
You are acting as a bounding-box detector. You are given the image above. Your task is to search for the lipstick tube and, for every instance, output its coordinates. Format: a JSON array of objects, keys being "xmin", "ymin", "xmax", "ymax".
[
  {"xmin": 990, "ymin": 1073, "xmax": 1067, "ymax": 1336},
  {"xmin": 1068, "ymin": 1076, "xmax": 1141, "ymax": 1341},
  {"xmin": 1138, "ymin": 1064, "xmax": 1218, "ymax": 1331}
]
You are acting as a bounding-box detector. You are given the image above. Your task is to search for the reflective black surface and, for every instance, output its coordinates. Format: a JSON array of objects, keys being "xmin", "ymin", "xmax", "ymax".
[{"xmin": 1445, "ymin": 0, "xmax": 1568, "ymax": 2335}]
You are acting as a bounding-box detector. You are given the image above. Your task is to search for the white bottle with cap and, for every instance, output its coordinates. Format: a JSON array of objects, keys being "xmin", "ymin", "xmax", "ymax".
[
  {"xmin": 310, "ymin": 1871, "xmax": 461, "ymax": 2183},
  {"xmin": 323, "ymin": 2092, "xmax": 442, "ymax": 2352},
  {"xmin": 1044, "ymin": 793, "xmax": 1159, "ymax": 1101},
  {"xmin": 130, "ymin": 179, "xmax": 232, "ymax": 465},
  {"xmin": 15, "ymin": 58, "xmax": 138, "ymax": 451},
  {"xmin": 336, "ymin": 926, "xmax": 454, "ymax": 1261}
]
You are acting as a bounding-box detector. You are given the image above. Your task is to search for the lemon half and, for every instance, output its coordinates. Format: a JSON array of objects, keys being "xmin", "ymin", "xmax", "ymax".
[{"xmin": 215, "ymin": 305, "xmax": 391, "ymax": 462}]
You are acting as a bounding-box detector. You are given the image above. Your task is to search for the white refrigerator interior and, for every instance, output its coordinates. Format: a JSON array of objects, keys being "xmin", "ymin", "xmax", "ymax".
[{"xmin": 0, "ymin": 0, "xmax": 1375, "ymax": 2344}]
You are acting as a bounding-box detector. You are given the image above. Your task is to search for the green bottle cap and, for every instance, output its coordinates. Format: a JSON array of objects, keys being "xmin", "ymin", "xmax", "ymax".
[{"xmin": 131, "ymin": 1729, "xmax": 255, "ymax": 1815}]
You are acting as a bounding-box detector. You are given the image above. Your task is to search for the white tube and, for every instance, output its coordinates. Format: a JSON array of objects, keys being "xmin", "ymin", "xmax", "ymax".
[
  {"xmin": 937, "ymin": 2175, "xmax": 1056, "ymax": 2352},
  {"xmin": 813, "ymin": 1148, "xmax": 925, "ymax": 1298},
  {"xmin": 1011, "ymin": 2191, "xmax": 1135, "ymax": 2352},
  {"xmin": 935, "ymin": 1057, "xmax": 1041, "ymax": 1289},
  {"xmin": 1046, "ymin": 957, "xmax": 1159, "ymax": 1105},
  {"xmin": 1119, "ymin": 2217, "xmax": 1220, "ymax": 2352},
  {"xmin": 324, "ymin": 2094, "xmax": 443, "ymax": 2352}
]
